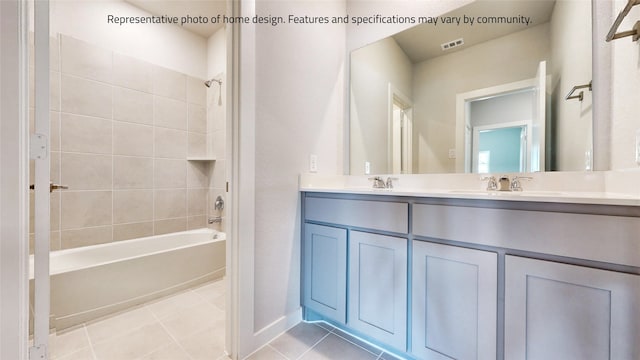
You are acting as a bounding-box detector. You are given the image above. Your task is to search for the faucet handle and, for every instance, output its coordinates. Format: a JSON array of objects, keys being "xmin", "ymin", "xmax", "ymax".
[
  {"xmin": 385, "ymin": 177, "xmax": 399, "ymax": 189},
  {"xmin": 480, "ymin": 176, "xmax": 498, "ymax": 191},
  {"xmin": 368, "ymin": 176, "xmax": 386, "ymax": 189},
  {"xmin": 510, "ymin": 176, "xmax": 532, "ymax": 191}
]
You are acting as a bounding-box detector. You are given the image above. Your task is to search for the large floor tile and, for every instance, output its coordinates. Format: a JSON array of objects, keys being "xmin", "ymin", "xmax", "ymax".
[
  {"xmin": 158, "ymin": 301, "xmax": 225, "ymax": 341},
  {"xmin": 49, "ymin": 326, "xmax": 91, "ymax": 359},
  {"xmin": 85, "ymin": 306, "xmax": 157, "ymax": 345},
  {"xmin": 178, "ymin": 326, "xmax": 226, "ymax": 360},
  {"xmin": 91, "ymin": 322, "xmax": 173, "ymax": 360},
  {"xmin": 246, "ymin": 345, "xmax": 288, "ymax": 360},
  {"xmin": 269, "ymin": 322, "xmax": 330, "ymax": 360},
  {"xmin": 299, "ymin": 334, "xmax": 379, "ymax": 360},
  {"xmin": 138, "ymin": 342, "xmax": 192, "ymax": 360}
]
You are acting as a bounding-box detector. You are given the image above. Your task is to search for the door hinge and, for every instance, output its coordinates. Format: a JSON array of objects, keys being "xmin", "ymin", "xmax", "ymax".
[
  {"xmin": 29, "ymin": 133, "xmax": 48, "ymax": 160},
  {"xmin": 29, "ymin": 344, "xmax": 48, "ymax": 360}
]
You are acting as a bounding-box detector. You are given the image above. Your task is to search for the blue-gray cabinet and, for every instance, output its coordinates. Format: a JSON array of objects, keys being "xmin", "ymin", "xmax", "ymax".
[
  {"xmin": 412, "ymin": 241, "xmax": 497, "ymax": 359},
  {"xmin": 303, "ymin": 223, "xmax": 347, "ymax": 323},
  {"xmin": 348, "ymin": 231, "xmax": 407, "ymax": 351}
]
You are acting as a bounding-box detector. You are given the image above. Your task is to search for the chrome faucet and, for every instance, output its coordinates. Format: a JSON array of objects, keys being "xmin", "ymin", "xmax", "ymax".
[
  {"xmin": 481, "ymin": 176, "xmax": 498, "ymax": 191},
  {"xmin": 386, "ymin": 177, "xmax": 398, "ymax": 189},
  {"xmin": 510, "ymin": 176, "xmax": 532, "ymax": 191},
  {"xmin": 369, "ymin": 176, "xmax": 387, "ymax": 189}
]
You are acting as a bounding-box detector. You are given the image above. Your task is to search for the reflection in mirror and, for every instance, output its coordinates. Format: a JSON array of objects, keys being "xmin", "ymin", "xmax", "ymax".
[{"xmin": 349, "ymin": 0, "xmax": 593, "ymax": 175}]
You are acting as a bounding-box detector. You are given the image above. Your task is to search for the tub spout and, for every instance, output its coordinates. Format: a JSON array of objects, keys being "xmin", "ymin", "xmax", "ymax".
[{"xmin": 208, "ymin": 216, "xmax": 222, "ymax": 224}]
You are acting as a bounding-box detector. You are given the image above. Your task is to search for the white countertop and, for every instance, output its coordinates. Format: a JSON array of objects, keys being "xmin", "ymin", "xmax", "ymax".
[{"xmin": 299, "ymin": 172, "xmax": 640, "ymax": 207}]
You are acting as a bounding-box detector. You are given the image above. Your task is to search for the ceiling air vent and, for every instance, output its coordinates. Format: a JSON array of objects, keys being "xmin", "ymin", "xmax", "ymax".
[{"xmin": 441, "ymin": 38, "xmax": 464, "ymax": 51}]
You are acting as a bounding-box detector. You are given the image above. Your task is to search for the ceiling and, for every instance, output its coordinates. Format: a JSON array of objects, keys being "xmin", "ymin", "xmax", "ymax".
[
  {"xmin": 125, "ymin": 0, "xmax": 226, "ymax": 38},
  {"xmin": 393, "ymin": 0, "xmax": 556, "ymax": 63}
]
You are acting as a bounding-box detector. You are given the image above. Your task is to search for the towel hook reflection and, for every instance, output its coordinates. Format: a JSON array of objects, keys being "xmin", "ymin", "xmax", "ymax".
[{"xmin": 565, "ymin": 81, "xmax": 592, "ymax": 102}]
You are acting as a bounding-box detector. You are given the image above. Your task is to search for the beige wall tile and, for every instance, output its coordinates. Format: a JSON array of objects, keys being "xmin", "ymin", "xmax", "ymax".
[
  {"xmin": 154, "ymin": 189, "xmax": 186, "ymax": 220},
  {"xmin": 188, "ymin": 189, "xmax": 207, "ymax": 216},
  {"xmin": 50, "ymin": 35, "xmax": 60, "ymax": 72},
  {"xmin": 209, "ymin": 160, "xmax": 225, "ymax": 189},
  {"xmin": 51, "ymin": 71, "xmax": 60, "ymax": 111},
  {"xmin": 154, "ymin": 159, "xmax": 186, "ymax": 189},
  {"xmin": 50, "ymin": 151, "xmax": 60, "ymax": 184},
  {"xmin": 113, "ymin": 190, "xmax": 153, "ymax": 224},
  {"xmin": 187, "ymin": 216, "xmax": 207, "ymax": 230},
  {"xmin": 187, "ymin": 133, "xmax": 207, "ymax": 158},
  {"xmin": 61, "ymin": 75, "xmax": 112, "ymax": 118},
  {"xmin": 187, "ymin": 161, "xmax": 209, "ymax": 189},
  {"xmin": 211, "ymin": 129, "xmax": 225, "ymax": 159},
  {"xmin": 113, "ymin": 156, "xmax": 153, "ymax": 189},
  {"xmin": 50, "ymin": 188, "xmax": 60, "ymax": 231},
  {"xmin": 61, "ymin": 153, "xmax": 112, "ymax": 190},
  {"xmin": 113, "ymin": 222, "xmax": 153, "ymax": 242},
  {"xmin": 154, "ymin": 127, "xmax": 187, "ymax": 159},
  {"xmin": 154, "ymin": 96, "xmax": 187, "ymax": 130},
  {"xmin": 61, "ymin": 191, "xmax": 112, "ymax": 230},
  {"xmin": 153, "ymin": 66, "xmax": 186, "ymax": 101},
  {"xmin": 50, "ymin": 111, "xmax": 61, "ymax": 151},
  {"xmin": 187, "ymin": 76, "xmax": 206, "ymax": 106},
  {"xmin": 61, "ymin": 113, "xmax": 112, "ymax": 154},
  {"xmin": 113, "ymin": 53, "xmax": 153, "ymax": 93},
  {"xmin": 154, "ymin": 218, "xmax": 187, "ymax": 235},
  {"xmin": 61, "ymin": 226, "xmax": 113, "ymax": 249},
  {"xmin": 188, "ymin": 104, "xmax": 206, "ymax": 133},
  {"xmin": 61, "ymin": 35, "xmax": 112, "ymax": 83},
  {"xmin": 113, "ymin": 121, "xmax": 153, "ymax": 157},
  {"xmin": 113, "ymin": 87, "xmax": 153, "ymax": 125},
  {"xmin": 50, "ymin": 231, "xmax": 61, "ymax": 252}
]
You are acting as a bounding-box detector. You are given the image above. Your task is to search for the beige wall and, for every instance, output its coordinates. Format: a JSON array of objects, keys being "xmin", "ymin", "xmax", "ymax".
[
  {"xmin": 412, "ymin": 23, "xmax": 550, "ymax": 173},
  {"xmin": 29, "ymin": 35, "xmax": 213, "ymax": 251},
  {"xmin": 251, "ymin": 0, "xmax": 346, "ymax": 334},
  {"xmin": 549, "ymin": 0, "xmax": 593, "ymax": 171},
  {"xmin": 350, "ymin": 37, "xmax": 413, "ymax": 174}
]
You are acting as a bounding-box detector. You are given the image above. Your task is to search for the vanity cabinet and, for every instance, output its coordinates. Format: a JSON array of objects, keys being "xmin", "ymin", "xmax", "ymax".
[
  {"xmin": 411, "ymin": 241, "xmax": 497, "ymax": 360},
  {"xmin": 348, "ymin": 231, "xmax": 407, "ymax": 351},
  {"xmin": 302, "ymin": 223, "xmax": 347, "ymax": 323},
  {"xmin": 504, "ymin": 256, "xmax": 640, "ymax": 360},
  {"xmin": 301, "ymin": 192, "xmax": 640, "ymax": 360}
]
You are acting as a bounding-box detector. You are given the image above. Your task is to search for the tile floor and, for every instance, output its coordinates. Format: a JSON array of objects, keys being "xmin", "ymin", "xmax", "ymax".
[
  {"xmin": 50, "ymin": 278, "xmax": 401, "ymax": 360},
  {"xmin": 246, "ymin": 322, "xmax": 400, "ymax": 360},
  {"xmin": 49, "ymin": 279, "xmax": 227, "ymax": 360}
]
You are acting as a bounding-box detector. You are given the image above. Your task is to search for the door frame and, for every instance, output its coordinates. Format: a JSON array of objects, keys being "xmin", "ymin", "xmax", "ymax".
[
  {"xmin": 387, "ymin": 83, "xmax": 413, "ymax": 174},
  {"xmin": 0, "ymin": 0, "xmax": 31, "ymax": 359},
  {"xmin": 455, "ymin": 78, "xmax": 536, "ymax": 173}
]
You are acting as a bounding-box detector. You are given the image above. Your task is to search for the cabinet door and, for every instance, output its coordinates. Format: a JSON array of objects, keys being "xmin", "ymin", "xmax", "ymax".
[
  {"xmin": 303, "ymin": 224, "xmax": 347, "ymax": 323},
  {"xmin": 348, "ymin": 231, "xmax": 407, "ymax": 351},
  {"xmin": 412, "ymin": 241, "xmax": 497, "ymax": 360},
  {"xmin": 505, "ymin": 256, "xmax": 640, "ymax": 360}
]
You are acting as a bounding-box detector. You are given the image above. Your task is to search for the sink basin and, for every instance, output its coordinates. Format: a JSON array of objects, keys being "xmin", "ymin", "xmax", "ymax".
[{"xmin": 446, "ymin": 189, "xmax": 568, "ymax": 197}]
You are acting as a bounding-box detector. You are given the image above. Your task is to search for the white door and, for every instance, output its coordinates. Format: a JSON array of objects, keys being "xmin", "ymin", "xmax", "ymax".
[{"xmin": 30, "ymin": 1, "xmax": 53, "ymax": 359}]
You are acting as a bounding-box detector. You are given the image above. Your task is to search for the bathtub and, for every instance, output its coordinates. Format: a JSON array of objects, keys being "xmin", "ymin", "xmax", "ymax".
[{"xmin": 30, "ymin": 228, "xmax": 225, "ymax": 331}]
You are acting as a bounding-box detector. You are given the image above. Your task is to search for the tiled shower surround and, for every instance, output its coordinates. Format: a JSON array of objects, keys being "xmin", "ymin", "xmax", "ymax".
[{"xmin": 30, "ymin": 34, "xmax": 225, "ymax": 251}]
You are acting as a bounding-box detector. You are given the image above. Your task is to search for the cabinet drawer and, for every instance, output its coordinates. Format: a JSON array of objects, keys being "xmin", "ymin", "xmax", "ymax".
[
  {"xmin": 413, "ymin": 203, "xmax": 640, "ymax": 267},
  {"xmin": 305, "ymin": 197, "xmax": 408, "ymax": 233}
]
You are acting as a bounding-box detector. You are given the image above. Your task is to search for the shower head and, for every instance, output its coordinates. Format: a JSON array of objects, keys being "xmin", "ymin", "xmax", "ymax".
[{"xmin": 204, "ymin": 78, "xmax": 222, "ymax": 88}]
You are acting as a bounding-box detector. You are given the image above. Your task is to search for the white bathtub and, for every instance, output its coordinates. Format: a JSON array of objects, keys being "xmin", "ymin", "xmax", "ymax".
[{"xmin": 30, "ymin": 228, "xmax": 225, "ymax": 330}]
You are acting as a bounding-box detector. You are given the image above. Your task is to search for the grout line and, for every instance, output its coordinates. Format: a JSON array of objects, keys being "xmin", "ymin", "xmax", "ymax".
[
  {"xmin": 267, "ymin": 344, "xmax": 291, "ymax": 360},
  {"xmin": 330, "ymin": 330, "xmax": 384, "ymax": 358},
  {"xmin": 82, "ymin": 325, "xmax": 99, "ymax": 360},
  {"xmin": 293, "ymin": 330, "xmax": 332, "ymax": 360},
  {"xmin": 148, "ymin": 306, "xmax": 196, "ymax": 360}
]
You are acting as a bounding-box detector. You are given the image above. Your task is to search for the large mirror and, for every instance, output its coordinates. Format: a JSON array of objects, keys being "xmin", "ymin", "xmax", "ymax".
[{"xmin": 350, "ymin": 0, "xmax": 593, "ymax": 175}]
